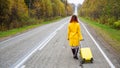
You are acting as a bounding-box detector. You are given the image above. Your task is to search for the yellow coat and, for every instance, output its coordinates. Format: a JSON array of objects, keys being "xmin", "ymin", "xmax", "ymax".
[{"xmin": 67, "ymin": 22, "xmax": 83, "ymax": 47}]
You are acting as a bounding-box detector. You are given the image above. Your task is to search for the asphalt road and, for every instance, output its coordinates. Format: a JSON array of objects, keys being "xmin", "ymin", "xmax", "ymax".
[{"xmin": 0, "ymin": 17, "xmax": 120, "ymax": 68}]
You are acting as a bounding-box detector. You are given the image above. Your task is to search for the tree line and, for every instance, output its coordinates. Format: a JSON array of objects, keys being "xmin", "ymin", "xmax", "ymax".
[
  {"xmin": 79, "ymin": 0, "xmax": 120, "ymax": 29},
  {"xmin": 0, "ymin": 0, "xmax": 73, "ymax": 31}
]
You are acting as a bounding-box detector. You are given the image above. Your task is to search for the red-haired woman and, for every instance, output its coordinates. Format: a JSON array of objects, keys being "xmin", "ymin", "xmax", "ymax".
[{"xmin": 67, "ymin": 15, "xmax": 83, "ymax": 59}]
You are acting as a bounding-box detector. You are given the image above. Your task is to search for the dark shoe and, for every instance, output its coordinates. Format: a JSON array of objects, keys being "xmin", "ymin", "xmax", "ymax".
[
  {"xmin": 73, "ymin": 55, "xmax": 75, "ymax": 58},
  {"xmin": 74, "ymin": 56, "xmax": 78, "ymax": 60}
]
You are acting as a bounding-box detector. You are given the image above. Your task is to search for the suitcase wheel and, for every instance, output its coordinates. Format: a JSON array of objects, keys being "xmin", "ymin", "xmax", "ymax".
[
  {"xmin": 90, "ymin": 58, "xmax": 93, "ymax": 63},
  {"xmin": 81, "ymin": 58, "xmax": 85, "ymax": 64}
]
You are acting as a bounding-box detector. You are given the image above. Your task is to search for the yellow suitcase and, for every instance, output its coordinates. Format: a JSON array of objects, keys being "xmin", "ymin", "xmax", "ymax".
[{"xmin": 80, "ymin": 47, "xmax": 93, "ymax": 64}]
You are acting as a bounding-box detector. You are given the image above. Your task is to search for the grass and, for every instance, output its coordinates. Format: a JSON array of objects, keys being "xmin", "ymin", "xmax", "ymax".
[
  {"xmin": 0, "ymin": 24, "xmax": 42, "ymax": 38},
  {"xmin": 0, "ymin": 17, "xmax": 64, "ymax": 38},
  {"xmin": 79, "ymin": 17, "xmax": 120, "ymax": 52}
]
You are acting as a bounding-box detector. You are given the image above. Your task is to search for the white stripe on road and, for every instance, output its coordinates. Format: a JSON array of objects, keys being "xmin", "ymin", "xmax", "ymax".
[
  {"xmin": 13, "ymin": 32, "xmax": 56, "ymax": 68},
  {"xmin": 80, "ymin": 21, "xmax": 115, "ymax": 68},
  {"xmin": 12, "ymin": 22, "xmax": 67, "ymax": 68},
  {"xmin": 20, "ymin": 65, "xmax": 25, "ymax": 68},
  {"xmin": 38, "ymin": 24, "xmax": 66, "ymax": 51},
  {"xmin": 20, "ymin": 32, "xmax": 57, "ymax": 68},
  {"xmin": 39, "ymin": 32, "xmax": 56, "ymax": 50}
]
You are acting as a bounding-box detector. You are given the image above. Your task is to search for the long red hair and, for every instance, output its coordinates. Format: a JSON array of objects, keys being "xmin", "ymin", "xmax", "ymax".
[{"xmin": 70, "ymin": 15, "xmax": 78, "ymax": 23}]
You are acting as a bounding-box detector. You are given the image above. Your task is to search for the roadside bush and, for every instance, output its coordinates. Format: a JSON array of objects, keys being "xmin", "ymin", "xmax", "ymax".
[
  {"xmin": 107, "ymin": 17, "xmax": 116, "ymax": 25},
  {"xmin": 113, "ymin": 20, "xmax": 120, "ymax": 29}
]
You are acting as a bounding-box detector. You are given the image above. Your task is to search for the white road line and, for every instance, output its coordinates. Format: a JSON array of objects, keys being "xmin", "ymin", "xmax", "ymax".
[
  {"xmin": 13, "ymin": 32, "xmax": 56, "ymax": 68},
  {"xmin": 80, "ymin": 21, "xmax": 115, "ymax": 68},
  {"xmin": 12, "ymin": 22, "xmax": 67, "ymax": 68},
  {"xmin": 0, "ymin": 27, "xmax": 43, "ymax": 44},
  {"xmin": 20, "ymin": 32, "xmax": 56, "ymax": 68},
  {"xmin": 20, "ymin": 65, "xmax": 25, "ymax": 68},
  {"xmin": 39, "ymin": 22, "xmax": 68, "ymax": 51},
  {"xmin": 39, "ymin": 32, "xmax": 56, "ymax": 50}
]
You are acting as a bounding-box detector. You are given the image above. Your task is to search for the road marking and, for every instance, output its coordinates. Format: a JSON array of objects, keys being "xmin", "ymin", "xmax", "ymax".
[
  {"xmin": 80, "ymin": 21, "xmax": 115, "ymax": 68},
  {"xmin": 19, "ymin": 32, "xmax": 56, "ymax": 68},
  {"xmin": 39, "ymin": 32, "xmax": 56, "ymax": 50},
  {"xmin": 12, "ymin": 22, "xmax": 67, "ymax": 68},
  {"xmin": 0, "ymin": 18, "xmax": 67, "ymax": 49},
  {"xmin": 0, "ymin": 26, "xmax": 46, "ymax": 50},
  {"xmin": 20, "ymin": 65, "xmax": 25, "ymax": 68},
  {"xmin": 0, "ymin": 27, "xmax": 43, "ymax": 44}
]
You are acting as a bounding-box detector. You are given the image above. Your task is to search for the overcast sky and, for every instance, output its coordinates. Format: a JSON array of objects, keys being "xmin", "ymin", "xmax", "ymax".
[{"xmin": 67, "ymin": 0, "xmax": 84, "ymax": 5}]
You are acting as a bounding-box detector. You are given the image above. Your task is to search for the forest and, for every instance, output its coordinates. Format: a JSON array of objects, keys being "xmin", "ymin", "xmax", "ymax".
[
  {"xmin": 0, "ymin": 0, "xmax": 73, "ymax": 31},
  {"xmin": 79, "ymin": 0, "xmax": 120, "ymax": 29}
]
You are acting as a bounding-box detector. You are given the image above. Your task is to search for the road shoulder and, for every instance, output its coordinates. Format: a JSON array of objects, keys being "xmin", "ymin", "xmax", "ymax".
[{"xmin": 83, "ymin": 22, "xmax": 120, "ymax": 68}]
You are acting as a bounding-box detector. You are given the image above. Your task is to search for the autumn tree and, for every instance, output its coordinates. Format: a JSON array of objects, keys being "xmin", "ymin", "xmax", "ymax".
[
  {"xmin": 9, "ymin": 0, "xmax": 28, "ymax": 28},
  {"xmin": 67, "ymin": 4, "xmax": 73, "ymax": 15},
  {"xmin": 0, "ymin": 0, "xmax": 73, "ymax": 31},
  {"xmin": 0, "ymin": 0, "xmax": 10, "ymax": 30},
  {"xmin": 79, "ymin": 0, "xmax": 120, "ymax": 29}
]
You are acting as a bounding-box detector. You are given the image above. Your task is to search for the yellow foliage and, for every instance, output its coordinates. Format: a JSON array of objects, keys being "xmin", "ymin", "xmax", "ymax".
[{"xmin": 9, "ymin": 0, "xmax": 28, "ymax": 17}]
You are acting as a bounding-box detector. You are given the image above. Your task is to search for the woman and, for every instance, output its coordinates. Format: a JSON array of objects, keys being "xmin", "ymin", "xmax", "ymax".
[{"xmin": 67, "ymin": 15, "xmax": 83, "ymax": 59}]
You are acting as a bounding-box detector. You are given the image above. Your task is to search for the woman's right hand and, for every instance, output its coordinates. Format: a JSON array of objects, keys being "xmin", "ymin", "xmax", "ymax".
[{"xmin": 67, "ymin": 38, "xmax": 69, "ymax": 40}]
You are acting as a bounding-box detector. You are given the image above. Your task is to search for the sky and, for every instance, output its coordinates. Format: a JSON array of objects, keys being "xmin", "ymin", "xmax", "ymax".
[{"xmin": 67, "ymin": 0, "xmax": 84, "ymax": 5}]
